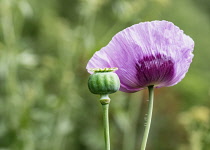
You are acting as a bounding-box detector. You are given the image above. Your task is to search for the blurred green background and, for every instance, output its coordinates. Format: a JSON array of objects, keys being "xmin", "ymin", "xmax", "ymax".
[{"xmin": 0, "ymin": 0, "xmax": 210, "ymax": 150}]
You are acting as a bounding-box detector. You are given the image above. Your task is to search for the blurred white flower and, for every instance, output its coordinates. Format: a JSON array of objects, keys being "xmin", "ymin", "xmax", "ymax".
[{"xmin": 18, "ymin": 51, "xmax": 38, "ymax": 67}]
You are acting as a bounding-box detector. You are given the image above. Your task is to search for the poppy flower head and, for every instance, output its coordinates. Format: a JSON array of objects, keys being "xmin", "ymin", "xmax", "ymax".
[{"xmin": 86, "ymin": 20, "xmax": 194, "ymax": 93}]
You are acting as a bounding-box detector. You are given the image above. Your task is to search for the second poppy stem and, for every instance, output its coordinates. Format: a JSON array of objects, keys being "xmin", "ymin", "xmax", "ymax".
[
  {"xmin": 140, "ymin": 85, "xmax": 154, "ymax": 150},
  {"xmin": 100, "ymin": 95, "xmax": 111, "ymax": 150}
]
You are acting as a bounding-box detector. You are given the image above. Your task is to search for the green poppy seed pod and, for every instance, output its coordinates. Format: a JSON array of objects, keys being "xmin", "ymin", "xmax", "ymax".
[{"xmin": 88, "ymin": 68, "xmax": 120, "ymax": 95}]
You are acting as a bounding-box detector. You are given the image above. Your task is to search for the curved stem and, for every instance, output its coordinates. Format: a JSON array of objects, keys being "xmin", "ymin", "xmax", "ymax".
[{"xmin": 140, "ymin": 85, "xmax": 154, "ymax": 150}]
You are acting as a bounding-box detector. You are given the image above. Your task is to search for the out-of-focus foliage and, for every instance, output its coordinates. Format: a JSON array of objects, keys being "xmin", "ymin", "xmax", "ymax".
[
  {"xmin": 178, "ymin": 106, "xmax": 210, "ymax": 150},
  {"xmin": 0, "ymin": 0, "xmax": 209, "ymax": 150}
]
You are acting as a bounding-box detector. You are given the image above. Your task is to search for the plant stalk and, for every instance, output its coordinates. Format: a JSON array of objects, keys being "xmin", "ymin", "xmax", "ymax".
[
  {"xmin": 100, "ymin": 95, "xmax": 111, "ymax": 150},
  {"xmin": 140, "ymin": 85, "xmax": 154, "ymax": 150}
]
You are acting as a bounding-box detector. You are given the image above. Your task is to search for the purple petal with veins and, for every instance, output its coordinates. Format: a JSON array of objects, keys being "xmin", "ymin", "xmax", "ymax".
[{"xmin": 86, "ymin": 20, "xmax": 194, "ymax": 93}]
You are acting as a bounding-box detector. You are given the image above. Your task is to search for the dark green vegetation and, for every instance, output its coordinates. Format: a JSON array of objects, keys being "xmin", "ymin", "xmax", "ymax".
[{"xmin": 0, "ymin": 0, "xmax": 210, "ymax": 150}]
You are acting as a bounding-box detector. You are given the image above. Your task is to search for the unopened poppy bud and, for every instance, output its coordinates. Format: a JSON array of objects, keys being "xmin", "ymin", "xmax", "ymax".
[{"xmin": 88, "ymin": 68, "xmax": 120, "ymax": 95}]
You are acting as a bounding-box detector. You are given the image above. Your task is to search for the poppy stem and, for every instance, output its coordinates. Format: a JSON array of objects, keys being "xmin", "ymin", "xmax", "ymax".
[
  {"xmin": 140, "ymin": 85, "xmax": 154, "ymax": 150},
  {"xmin": 100, "ymin": 95, "xmax": 111, "ymax": 150}
]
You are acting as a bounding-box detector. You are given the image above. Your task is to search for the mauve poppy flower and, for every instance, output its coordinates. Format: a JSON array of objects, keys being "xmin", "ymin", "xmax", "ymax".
[{"xmin": 86, "ymin": 20, "xmax": 194, "ymax": 93}]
